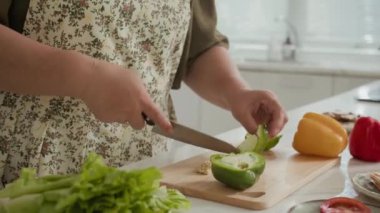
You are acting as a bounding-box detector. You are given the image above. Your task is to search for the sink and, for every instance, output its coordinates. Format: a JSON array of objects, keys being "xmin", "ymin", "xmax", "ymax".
[{"xmin": 356, "ymin": 84, "xmax": 380, "ymax": 102}]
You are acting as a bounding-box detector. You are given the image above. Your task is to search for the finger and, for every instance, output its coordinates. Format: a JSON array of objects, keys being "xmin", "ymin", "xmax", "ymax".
[
  {"xmin": 128, "ymin": 111, "xmax": 146, "ymax": 130},
  {"xmin": 267, "ymin": 106, "xmax": 287, "ymax": 137},
  {"xmin": 142, "ymin": 100, "xmax": 172, "ymax": 133},
  {"xmin": 234, "ymin": 110, "xmax": 258, "ymax": 134}
]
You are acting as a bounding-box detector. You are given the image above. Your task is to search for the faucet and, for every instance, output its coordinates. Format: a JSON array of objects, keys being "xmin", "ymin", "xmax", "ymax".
[{"xmin": 276, "ymin": 16, "xmax": 299, "ymax": 61}]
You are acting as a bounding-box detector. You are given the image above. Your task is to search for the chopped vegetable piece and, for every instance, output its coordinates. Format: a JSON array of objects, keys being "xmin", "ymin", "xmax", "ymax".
[
  {"xmin": 196, "ymin": 161, "xmax": 211, "ymax": 175},
  {"xmin": 210, "ymin": 152, "xmax": 265, "ymax": 190}
]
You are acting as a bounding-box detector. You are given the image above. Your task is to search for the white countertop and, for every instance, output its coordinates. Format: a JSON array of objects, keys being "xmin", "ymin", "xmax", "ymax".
[
  {"xmin": 235, "ymin": 59, "xmax": 380, "ymax": 78},
  {"xmin": 125, "ymin": 81, "xmax": 380, "ymax": 212},
  {"xmin": 229, "ymin": 43, "xmax": 380, "ymax": 78}
]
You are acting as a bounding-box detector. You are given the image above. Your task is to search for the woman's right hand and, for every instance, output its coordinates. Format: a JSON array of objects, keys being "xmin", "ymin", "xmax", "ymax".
[
  {"xmin": 79, "ymin": 58, "xmax": 172, "ymax": 132},
  {"xmin": 0, "ymin": 25, "xmax": 170, "ymax": 132}
]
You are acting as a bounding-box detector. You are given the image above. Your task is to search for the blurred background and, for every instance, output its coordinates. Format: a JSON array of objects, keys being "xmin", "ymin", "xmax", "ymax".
[{"xmin": 171, "ymin": 0, "xmax": 380, "ymax": 135}]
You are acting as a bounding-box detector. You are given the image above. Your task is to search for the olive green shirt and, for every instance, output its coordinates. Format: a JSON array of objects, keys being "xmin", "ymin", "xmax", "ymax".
[{"xmin": 0, "ymin": 0, "xmax": 228, "ymax": 89}]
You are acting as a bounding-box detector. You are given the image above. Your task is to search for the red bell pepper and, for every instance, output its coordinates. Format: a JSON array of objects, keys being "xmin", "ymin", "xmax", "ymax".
[{"xmin": 349, "ymin": 117, "xmax": 380, "ymax": 162}]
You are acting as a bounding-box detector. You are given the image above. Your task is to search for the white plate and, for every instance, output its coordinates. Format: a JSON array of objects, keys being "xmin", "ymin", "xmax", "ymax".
[{"xmin": 352, "ymin": 172, "xmax": 380, "ymax": 202}]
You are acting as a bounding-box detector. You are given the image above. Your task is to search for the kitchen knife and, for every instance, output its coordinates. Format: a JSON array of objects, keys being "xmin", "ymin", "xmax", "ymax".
[{"xmin": 142, "ymin": 113, "xmax": 238, "ymax": 153}]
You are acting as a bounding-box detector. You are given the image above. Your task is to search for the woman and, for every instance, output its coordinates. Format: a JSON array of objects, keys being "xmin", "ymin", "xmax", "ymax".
[{"xmin": 0, "ymin": 0, "xmax": 287, "ymax": 185}]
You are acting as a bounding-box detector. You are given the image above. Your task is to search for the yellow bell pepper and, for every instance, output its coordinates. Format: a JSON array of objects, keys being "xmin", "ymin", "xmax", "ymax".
[{"xmin": 292, "ymin": 112, "xmax": 348, "ymax": 157}]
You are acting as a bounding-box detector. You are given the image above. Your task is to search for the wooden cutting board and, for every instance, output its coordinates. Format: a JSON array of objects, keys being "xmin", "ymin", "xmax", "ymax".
[{"xmin": 160, "ymin": 148, "xmax": 339, "ymax": 210}]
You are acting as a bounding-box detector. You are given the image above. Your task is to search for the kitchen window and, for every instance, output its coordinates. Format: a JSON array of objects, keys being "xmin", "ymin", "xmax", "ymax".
[{"xmin": 216, "ymin": 0, "xmax": 380, "ymax": 64}]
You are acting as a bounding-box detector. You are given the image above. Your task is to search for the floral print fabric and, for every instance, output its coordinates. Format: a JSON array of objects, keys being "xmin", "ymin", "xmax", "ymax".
[{"xmin": 0, "ymin": 0, "xmax": 191, "ymax": 185}]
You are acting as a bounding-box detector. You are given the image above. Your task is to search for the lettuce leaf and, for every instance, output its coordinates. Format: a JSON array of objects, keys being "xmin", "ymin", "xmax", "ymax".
[{"xmin": 0, "ymin": 153, "xmax": 190, "ymax": 213}]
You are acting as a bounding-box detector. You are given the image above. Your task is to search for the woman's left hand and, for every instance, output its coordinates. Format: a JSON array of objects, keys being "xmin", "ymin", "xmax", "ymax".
[
  {"xmin": 226, "ymin": 89, "xmax": 288, "ymax": 137},
  {"xmin": 184, "ymin": 45, "xmax": 287, "ymax": 136}
]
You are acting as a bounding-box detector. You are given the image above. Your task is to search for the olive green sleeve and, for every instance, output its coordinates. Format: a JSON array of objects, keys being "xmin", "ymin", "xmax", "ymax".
[
  {"xmin": 0, "ymin": 0, "xmax": 12, "ymax": 26},
  {"xmin": 0, "ymin": 0, "xmax": 30, "ymax": 32},
  {"xmin": 171, "ymin": 0, "xmax": 229, "ymax": 89}
]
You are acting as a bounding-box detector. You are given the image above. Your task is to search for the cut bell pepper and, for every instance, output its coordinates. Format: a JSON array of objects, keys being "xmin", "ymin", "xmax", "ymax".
[
  {"xmin": 210, "ymin": 152, "xmax": 265, "ymax": 190},
  {"xmin": 349, "ymin": 116, "xmax": 380, "ymax": 162},
  {"xmin": 238, "ymin": 125, "xmax": 282, "ymax": 153},
  {"xmin": 292, "ymin": 112, "xmax": 348, "ymax": 157}
]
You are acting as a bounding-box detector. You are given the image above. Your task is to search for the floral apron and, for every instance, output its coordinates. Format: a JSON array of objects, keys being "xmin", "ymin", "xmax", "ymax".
[{"xmin": 0, "ymin": 0, "xmax": 191, "ymax": 185}]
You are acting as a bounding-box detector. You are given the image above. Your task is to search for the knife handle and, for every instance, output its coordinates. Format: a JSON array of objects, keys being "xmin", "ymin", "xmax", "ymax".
[{"xmin": 142, "ymin": 112, "xmax": 155, "ymax": 126}]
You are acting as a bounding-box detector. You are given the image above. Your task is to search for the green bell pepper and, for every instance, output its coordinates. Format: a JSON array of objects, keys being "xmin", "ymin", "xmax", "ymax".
[
  {"xmin": 210, "ymin": 152, "xmax": 265, "ymax": 190},
  {"xmin": 238, "ymin": 125, "xmax": 282, "ymax": 153}
]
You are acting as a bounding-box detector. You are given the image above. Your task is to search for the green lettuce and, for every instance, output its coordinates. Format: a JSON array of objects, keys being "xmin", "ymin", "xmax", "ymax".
[{"xmin": 0, "ymin": 153, "xmax": 190, "ymax": 213}]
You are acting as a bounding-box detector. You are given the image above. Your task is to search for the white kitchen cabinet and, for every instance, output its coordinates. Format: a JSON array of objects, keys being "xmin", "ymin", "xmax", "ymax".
[
  {"xmin": 170, "ymin": 84, "xmax": 201, "ymax": 130},
  {"xmin": 171, "ymin": 84, "xmax": 240, "ymax": 135},
  {"xmin": 240, "ymin": 71, "xmax": 334, "ymax": 110},
  {"xmin": 199, "ymin": 101, "xmax": 240, "ymax": 135}
]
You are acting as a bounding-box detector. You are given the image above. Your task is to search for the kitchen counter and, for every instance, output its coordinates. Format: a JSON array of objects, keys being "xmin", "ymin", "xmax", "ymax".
[
  {"xmin": 124, "ymin": 80, "xmax": 380, "ymax": 212},
  {"xmin": 235, "ymin": 58, "xmax": 380, "ymax": 78},
  {"xmin": 229, "ymin": 43, "xmax": 380, "ymax": 78}
]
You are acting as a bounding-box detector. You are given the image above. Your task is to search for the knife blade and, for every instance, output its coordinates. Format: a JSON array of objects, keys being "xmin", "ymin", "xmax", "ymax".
[
  {"xmin": 152, "ymin": 121, "xmax": 238, "ymax": 153},
  {"xmin": 142, "ymin": 113, "xmax": 238, "ymax": 153}
]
